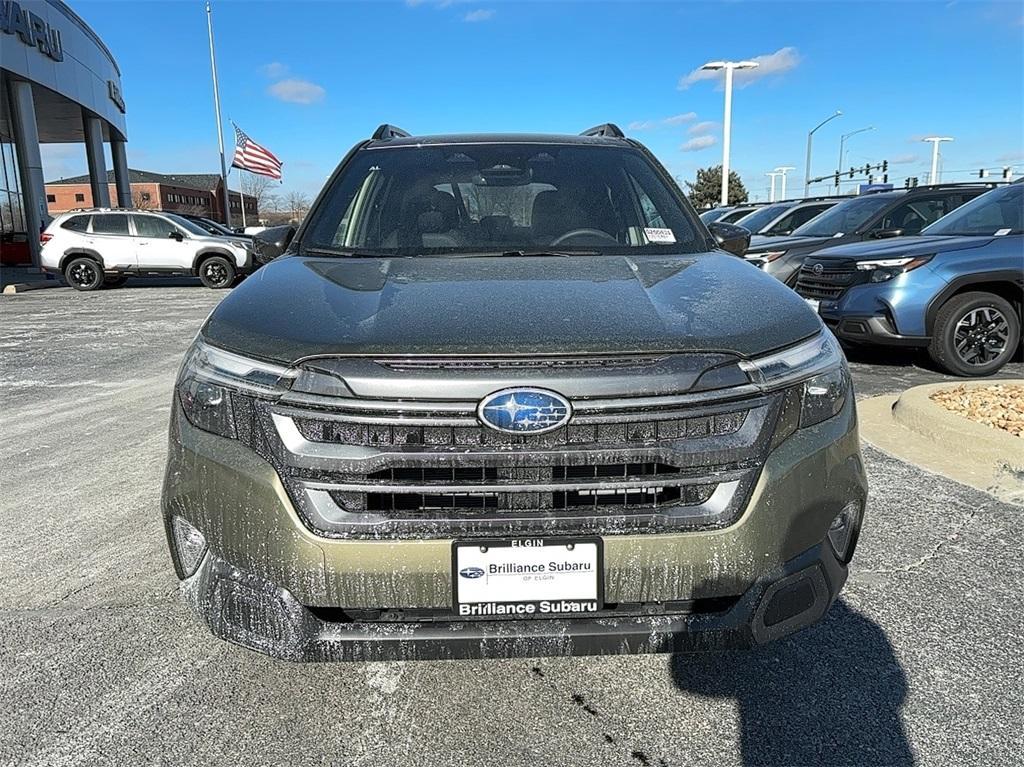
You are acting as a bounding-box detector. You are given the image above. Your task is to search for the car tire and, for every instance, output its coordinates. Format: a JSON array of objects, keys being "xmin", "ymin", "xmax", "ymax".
[
  {"xmin": 63, "ymin": 257, "xmax": 105, "ymax": 291},
  {"xmin": 928, "ymin": 291, "xmax": 1021, "ymax": 376},
  {"xmin": 104, "ymin": 274, "xmax": 129, "ymax": 288},
  {"xmin": 198, "ymin": 255, "xmax": 235, "ymax": 289}
]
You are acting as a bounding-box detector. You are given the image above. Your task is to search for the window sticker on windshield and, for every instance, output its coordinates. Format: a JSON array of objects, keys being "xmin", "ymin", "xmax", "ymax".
[
  {"xmin": 644, "ymin": 227, "xmax": 676, "ymax": 244},
  {"xmin": 994, "ymin": 228, "xmax": 1011, "ymax": 236}
]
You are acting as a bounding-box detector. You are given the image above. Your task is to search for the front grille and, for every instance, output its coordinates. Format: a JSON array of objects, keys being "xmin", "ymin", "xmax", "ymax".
[
  {"xmin": 795, "ymin": 262, "xmax": 862, "ymax": 301},
  {"xmin": 236, "ymin": 362, "xmax": 783, "ymax": 539},
  {"xmin": 292, "ymin": 410, "xmax": 747, "ymax": 448}
]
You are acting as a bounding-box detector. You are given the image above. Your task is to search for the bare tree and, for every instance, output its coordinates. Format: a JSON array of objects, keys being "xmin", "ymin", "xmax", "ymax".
[
  {"xmin": 239, "ymin": 172, "xmax": 278, "ymax": 217},
  {"xmin": 283, "ymin": 190, "xmax": 312, "ymax": 223},
  {"xmin": 132, "ymin": 189, "xmax": 155, "ymax": 210}
]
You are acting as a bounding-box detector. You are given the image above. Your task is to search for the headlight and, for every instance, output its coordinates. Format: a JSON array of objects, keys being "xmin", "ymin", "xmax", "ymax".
[
  {"xmin": 745, "ymin": 250, "xmax": 787, "ymax": 268},
  {"xmin": 740, "ymin": 332, "xmax": 850, "ymax": 428},
  {"xmin": 855, "ymin": 255, "xmax": 932, "ymax": 283},
  {"xmin": 176, "ymin": 338, "xmax": 297, "ymax": 438}
]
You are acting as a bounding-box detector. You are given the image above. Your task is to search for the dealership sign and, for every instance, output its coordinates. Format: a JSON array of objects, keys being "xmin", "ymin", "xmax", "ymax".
[{"xmin": 0, "ymin": 1, "xmax": 64, "ymax": 62}]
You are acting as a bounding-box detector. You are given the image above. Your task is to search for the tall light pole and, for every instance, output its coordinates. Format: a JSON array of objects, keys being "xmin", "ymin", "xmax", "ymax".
[
  {"xmin": 803, "ymin": 110, "xmax": 842, "ymax": 196},
  {"xmin": 775, "ymin": 166, "xmax": 795, "ymax": 200},
  {"xmin": 836, "ymin": 126, "xmax": 874, "ymax": 193},
  {"xmin": 701, "ymin": 60, "xmax": 759, "ymax": 206},
  {"xmin": 206, "ymin": 1, "xmax": 231, "ymax": 227},
  {"xmin": 922, "ymin": 137, "xmax": 953, "ymax": 184},
  {"xmin": 766, "ymin": 172, "xmax": 781, "ymax": 202}
]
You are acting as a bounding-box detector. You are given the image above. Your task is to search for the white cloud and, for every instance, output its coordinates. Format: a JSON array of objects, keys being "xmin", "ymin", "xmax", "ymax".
[
  {"xmin": 681, "ymin": 136, "xmax": 717, "ymax": 152},
  {"xmin": 890, "ymin": 154, "xmax": 920, "ymax": 165},
  {"xmin": 678, "ymin": 47, "xmax": 801, "ymax": 90},
  {"xmin": 463, "ymin": 8, "xmax": 495, "ymax": 22},
  {"xmin": 688, "ymin": 121, "xmax": 718, "ymax": 136},
  {"xmin": 262, "ymin": 62, "xmax": 288, "ymax": 79},
  {"xmin": 268, "ymin": 78, "xmax": 325, "ymax": 105},
  {"xmin": 628, "ymin": 113, "xmax": 697, "ymax": 131}
]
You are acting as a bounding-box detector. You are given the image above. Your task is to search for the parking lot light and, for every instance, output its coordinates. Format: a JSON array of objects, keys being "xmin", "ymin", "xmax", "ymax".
[
  {"xmin": 922, "ymin": 136, "xmax": 954, "ymax": 184},
  {"xmin": 775, "ymin": 166, "xmax": 795, "ymax": 200},
  {"xmin": 804, "ymin": 110, "xmax": 843, "ymax": 196},
  {"xmin": 701, "ymin": 60, "xmax": 759, "ymax": 206}
]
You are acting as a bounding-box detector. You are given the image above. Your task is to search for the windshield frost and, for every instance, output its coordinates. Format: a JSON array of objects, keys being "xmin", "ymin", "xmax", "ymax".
[{"xmin": 304, "ymin": 143, "xmax": 703, "ymax": 255}]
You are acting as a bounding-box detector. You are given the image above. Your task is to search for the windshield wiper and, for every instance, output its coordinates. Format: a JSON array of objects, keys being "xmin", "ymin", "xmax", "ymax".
[
  {"xmin": 447, "ymin": 249, "xmax": 602, "ymax": 258},
  {"xmin": 301, "ymin": 246, "xmax": 394, "ymax": 258}
]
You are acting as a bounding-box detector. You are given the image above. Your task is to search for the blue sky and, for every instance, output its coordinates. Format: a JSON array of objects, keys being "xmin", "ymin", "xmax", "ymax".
[{"xmin": 45, "ymin": 0, "xmax": 1024, "ymax": 200}]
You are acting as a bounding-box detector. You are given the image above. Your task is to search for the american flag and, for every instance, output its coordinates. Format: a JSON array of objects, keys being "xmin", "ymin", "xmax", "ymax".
[{"xmin": 231, "ymin": 124, "xmax": 283, "ymax": 180}]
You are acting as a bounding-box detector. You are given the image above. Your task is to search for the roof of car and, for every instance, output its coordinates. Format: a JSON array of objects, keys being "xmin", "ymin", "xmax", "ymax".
[{"xmin": 365, "ymin": 132, "xmax": 631, "ymax": 149}]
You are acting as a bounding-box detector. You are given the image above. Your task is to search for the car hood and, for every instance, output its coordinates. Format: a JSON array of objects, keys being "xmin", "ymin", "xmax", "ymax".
[
  {"xmin": 809, "ymin": 235, "xmax": 994, "ymax": 260},
  {"xmin": 746, "ymin": 234, "xmax": 833, "ymax": 253},
  {"xmin": 202, "ymin": 253, "xmax": 822, "ymax": 364}
]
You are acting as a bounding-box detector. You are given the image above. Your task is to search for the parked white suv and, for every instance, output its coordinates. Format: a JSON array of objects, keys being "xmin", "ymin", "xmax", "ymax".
[{"xmin": 40, "ymin": 209, "xmax": 251, "ymax": 290}]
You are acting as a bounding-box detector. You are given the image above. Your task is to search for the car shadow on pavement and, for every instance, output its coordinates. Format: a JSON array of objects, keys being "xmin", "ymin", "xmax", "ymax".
[{"xmin": 670, "ymin": 600, "xmax": 914, "ymax": 767}]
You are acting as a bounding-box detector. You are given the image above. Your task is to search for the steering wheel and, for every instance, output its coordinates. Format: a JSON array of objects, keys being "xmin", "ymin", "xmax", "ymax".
[{"xmin": 550, "ymin": 228, "xmax": 617, "ymax": 246}]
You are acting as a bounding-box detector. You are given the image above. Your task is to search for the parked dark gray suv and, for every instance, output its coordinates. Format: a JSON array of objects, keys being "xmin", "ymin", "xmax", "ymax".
[{"xmin": 162, "ymin": 124, "xmax": 867, "ymax": 661}]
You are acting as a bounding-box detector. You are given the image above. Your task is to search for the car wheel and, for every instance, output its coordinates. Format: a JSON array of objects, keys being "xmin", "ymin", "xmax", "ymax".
[
  {"xmin": 64, "ymin": 257, "xmax": 105, "ymax": 291},
  {"xmin": 198, "ymin": 256, "xmax": 235, "ymax": 289},
  {"xmin": 928, "ymin": 292, "xmax": 1021, "ymax": 376},
  {"xmin": 104, "ymin": 274, "xmax": 129, "ymax": 288}
]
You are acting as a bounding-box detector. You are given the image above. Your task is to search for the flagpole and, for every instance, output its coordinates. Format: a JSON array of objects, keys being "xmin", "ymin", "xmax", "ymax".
[
  {"xmin": 206, "ymin": 1, "xmax": 231, "ymax": 229},
  {"xmin": 239, "ymin": 170, "xmax": 247, "ymax": 228}
]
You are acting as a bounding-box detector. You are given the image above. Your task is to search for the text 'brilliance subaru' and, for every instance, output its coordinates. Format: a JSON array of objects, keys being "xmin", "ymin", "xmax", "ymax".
[{"xmin": 161, "ymin": 124, "xmax": 868, "ymax": 661}]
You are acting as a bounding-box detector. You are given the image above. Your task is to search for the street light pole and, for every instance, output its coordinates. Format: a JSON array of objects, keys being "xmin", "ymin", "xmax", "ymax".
[
  {"xmin": 766, "ymin": 172, "xmax": 781, "ymax": 202},
  {"xmin": 922, "ymin": 136, "xmax": 953, "ymax": 184},
  {"xmin": 775, "ymin": 166, "xmax": 795, "ymax": 200},
  {"xmin": 803, "ymin": 110, "xmax": 842, "ymax": 197},
  {"xmin": 701, "ymin": 60, "xmax": 759, "ymax": 206},
  {"xmin": 836, "ymin": 126, "xmax": 874, "ymax": 193}
]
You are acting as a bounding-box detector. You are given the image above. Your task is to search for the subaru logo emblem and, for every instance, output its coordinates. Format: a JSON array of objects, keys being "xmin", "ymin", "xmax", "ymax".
[
  {"xmin": 477, "ymin": 388, "xmax": 572, "ymax": 434},
  {"xmin": 459, "ymin": 567, "xmax": 485, "ymax": 579},
  {"xmin": 812, "ymin": 263, "xmax": 824, "ymax": 275}
]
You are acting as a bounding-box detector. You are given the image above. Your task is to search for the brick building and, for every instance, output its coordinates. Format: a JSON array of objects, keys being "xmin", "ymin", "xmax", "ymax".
[{"xmin": 44, "ymin": 169, "xmax": 257, "ymax": 224}]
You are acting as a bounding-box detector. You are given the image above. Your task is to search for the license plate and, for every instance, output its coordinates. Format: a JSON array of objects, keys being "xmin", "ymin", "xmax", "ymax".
[
  {"xmin": 805, "ymin": 298, "xmax": 821, "ymax": 313},
  {"xmin": 452, "ymin": 538, "xmax": 603, "ymax": 617}
]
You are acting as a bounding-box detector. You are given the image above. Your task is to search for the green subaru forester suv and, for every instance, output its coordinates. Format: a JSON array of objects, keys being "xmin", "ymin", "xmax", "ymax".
[{"xmin": 161, "ymin": 124, "xmax": 867, "ymax": 661}]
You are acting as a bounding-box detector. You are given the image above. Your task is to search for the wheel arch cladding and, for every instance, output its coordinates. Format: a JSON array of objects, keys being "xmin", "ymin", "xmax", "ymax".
[
  {"xmin": 193, "ymin": 249, "xmax": 235, "ymax": 272},
  {"xmin": 925, "ymin": 272, "xmax": 1024, "ymax": 335},
  {"xmin": 60, "ymin": 250, "xmax": 105, "ymax": 270}
]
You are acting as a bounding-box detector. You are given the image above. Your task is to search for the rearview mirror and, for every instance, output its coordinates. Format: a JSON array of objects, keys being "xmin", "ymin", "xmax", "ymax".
[
  {"xmin": 871, "ymin": 228, "xmax": 903, "ymax": 239},
  {"xmin": 168, "ymin": 231, "xmax": 184, "ymax": 242},
  {"xmin": 252, "ymin": 225, "xmax": 297, "ymax": 266},
  {"xmin": 707, "ymin": 221, "xmax": 750, "ymax": 257}
]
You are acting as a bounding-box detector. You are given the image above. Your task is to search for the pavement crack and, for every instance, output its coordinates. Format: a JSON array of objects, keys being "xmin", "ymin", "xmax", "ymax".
[{"xmin": 861, "ymin": 500, "xmax": 985, "ymax": 575}]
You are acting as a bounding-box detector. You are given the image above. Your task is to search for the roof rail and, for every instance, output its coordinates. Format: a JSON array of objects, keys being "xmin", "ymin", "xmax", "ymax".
[
  {"xmin": 579, "ymin": 123, "xmax": 625, "ymax": 139},
  {"xmin": 372, "ymin": 124, "xmax": 412, "ymax": 141},
  {"xmin": 905, "ymin": 181, "xmax": 1004, "ymax": 191}
]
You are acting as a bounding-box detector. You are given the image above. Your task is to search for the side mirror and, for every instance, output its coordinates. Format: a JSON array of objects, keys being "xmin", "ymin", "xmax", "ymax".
[
  {"xmin": 707, "ymin": 221, "xmax": 750, "ymax": 257},
  {"xmin": 871, "ymin": 228, "xmax": 903, "ymax": 239},
  {"xmin": 252, "ymin": 225, "xmax": 297, "ymax": 265},
  {"xmin": 168, "ymin": 231, "xmax": 184, "ymax": 242}
]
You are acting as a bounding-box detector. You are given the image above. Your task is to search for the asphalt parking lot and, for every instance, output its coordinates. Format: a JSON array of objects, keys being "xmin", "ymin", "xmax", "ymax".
[{"xmin": 1, "ymin": 281, "xmax": 1022, "ymax": 767}]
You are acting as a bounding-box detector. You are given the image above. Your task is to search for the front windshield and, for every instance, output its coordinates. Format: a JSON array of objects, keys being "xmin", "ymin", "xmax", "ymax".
[
  {"xmin": 304, "ymin": 143, "xmax": 704, "ymax": 255},
  {"xmin": 164, "ymin": 213, "xmax": 214, "ymax": 237},
  {"xmin": 922, "ymin": 184, "xmax": 1023, "ymax": 236},
  {"xmin": 197, "ymin": 218, "xmax": 233, "ymax": 236},
  {"xmin": 733, "ymin": 203, "xmax": 793, "ymax": 233},
  {"xmin": 792, "ymin": 195, "xmax": 893, "ymax": 237}
]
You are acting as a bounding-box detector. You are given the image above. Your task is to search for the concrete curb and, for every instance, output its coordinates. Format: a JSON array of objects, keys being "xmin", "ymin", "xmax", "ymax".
[
  {"xmin": 2, "ymin": 280, "xmax": 63, "ymax": 294},
  {"xmin": 858, "ymin": 380, "xmax": 1024, "ymax": 505}
]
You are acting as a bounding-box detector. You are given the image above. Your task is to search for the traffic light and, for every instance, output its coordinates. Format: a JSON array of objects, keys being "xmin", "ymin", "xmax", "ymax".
[
  {"xmin": 905, "ymin": 178, "xmax": 911, "ymax": 188},
  {"xmin": 834, "ymin": 172, "xmax": 840, "ymax": 188},
  {"xmin": 868, "ymin": 175, "xmax": 875, "ymax": 185},
  {"xmin": 1004, "ymin": 167, "xmax": 1012, "ymax": 179},
  {"xmin": 863, "ymin": 164, "xmax": 871, "ymax": 176},
  {"xmin": 911, "ymin": 177, "xmax": 919, "ymax": 187},
  {"xmin": 849, "ymin": 167, "xmax": 855, "ymax": 179},
  {"xmin": 882, "ymin": 160, "xmax": 888, "ymax": 173},
  {"xmin": 979, "ymin": 169, "xmax": 989, "ymax": 178},
  {"xmin": 882, "ymin": 174, "xmax": 888, "ymax": 184}
]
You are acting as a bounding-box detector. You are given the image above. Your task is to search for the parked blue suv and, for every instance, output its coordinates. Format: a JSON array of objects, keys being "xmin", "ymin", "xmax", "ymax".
[{"xmin": 795, "ymin": 183, "xmax": 1023, "ymax": 376}]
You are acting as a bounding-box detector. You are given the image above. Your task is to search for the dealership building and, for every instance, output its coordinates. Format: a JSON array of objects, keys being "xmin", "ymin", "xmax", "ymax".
[{"xmin": 1, "ymin": 0, "xmax": 128, "ymax": 267}]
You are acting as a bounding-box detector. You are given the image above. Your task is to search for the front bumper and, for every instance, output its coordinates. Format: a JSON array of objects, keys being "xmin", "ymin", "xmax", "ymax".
[
  {"xmin": 820, "ymin": 311, "xmax": 930, "ymax": 348},
  {"xmin": 180, "ymin": 539, "xmax": 849, "ymax": 661}
]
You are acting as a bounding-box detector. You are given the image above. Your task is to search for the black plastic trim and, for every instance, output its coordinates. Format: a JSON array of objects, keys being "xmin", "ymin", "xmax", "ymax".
[{"xmin": 923, "ymin": 270, "xmax": 1024, "ymax": 335}]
